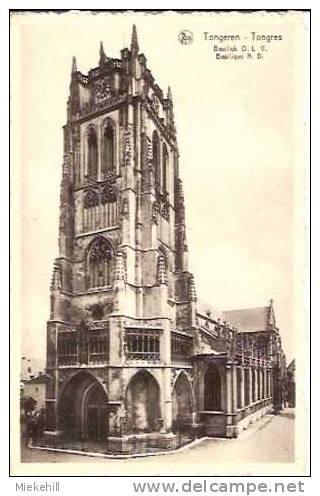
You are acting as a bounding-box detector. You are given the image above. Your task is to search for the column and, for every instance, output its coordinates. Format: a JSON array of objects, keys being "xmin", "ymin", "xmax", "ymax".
[
  {"xmin": 268, "ymin": 369, "xmax": 272, "ymax": 398},
  {"xmin": 162, "ymin": 319, "xmax": 172, "ymax": 432},
  {"xmin": 248, "ymin": 366, "xmax": 253, "ymax": 405},
  {"xmin": 264, "ymin": 368, "xmax": 268, "ymax": 399},
  {"xmin": 232, "ymin": 365, "xmax": 237, "ymax": 413},
  {"xmin": 240, "ymin": 366, "xmax": 245, "ymax": 408},
  {"xmin": 226, "ymin": 365, "xmax": 232, "ymax": 414},
  {"xmin": 225, "ymin": 364, "xmax": 234, "ymax": 438},
  {"xmin": 254, "ymin": 367, "xmax": 258, "ymax": 402}
]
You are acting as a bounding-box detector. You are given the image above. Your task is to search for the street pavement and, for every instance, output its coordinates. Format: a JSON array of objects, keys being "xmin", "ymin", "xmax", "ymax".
[{"xmin": 19, "ymin": 409, "xmax": 295, "ymax": 475}]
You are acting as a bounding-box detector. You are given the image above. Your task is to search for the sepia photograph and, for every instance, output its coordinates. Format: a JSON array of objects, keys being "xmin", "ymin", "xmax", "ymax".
[{"xmin": 10, "ymin": 9, "xmax": 309, "ymax": 476}]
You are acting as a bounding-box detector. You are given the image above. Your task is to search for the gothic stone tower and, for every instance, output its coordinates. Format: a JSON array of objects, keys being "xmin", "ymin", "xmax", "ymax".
[{"xmin": 45, "ymin": 26, "xmax": 197, "ymax": 451}]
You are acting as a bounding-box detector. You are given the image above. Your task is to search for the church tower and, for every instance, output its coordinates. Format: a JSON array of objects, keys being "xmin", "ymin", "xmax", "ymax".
[{"xmin": 45, "ymin": 26, "xmax": 197, "ymax": 450}]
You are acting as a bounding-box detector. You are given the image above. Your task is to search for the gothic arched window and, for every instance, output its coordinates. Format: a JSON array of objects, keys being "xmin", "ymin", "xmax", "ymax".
[
  {"xmin": 152, "ymin": 131, "xmax": 160, "ymax": 190},
  {"xmin": 204, "ymin": 365, "xmax": 222, "ymax": 411},
  {"xmin": 102, "ymin": 120, "xmax": 115, "ymax": 175},
  {"xmin": 87, "ymin": 127, "xmax": 98, "ymax": 179},
  {"xmin": 87, "ymin": 237, "xmax": 113, "ymax": 289},
  {"xmin": 162, "ymin": 143, "xmax": 168, "ymax": 195}
]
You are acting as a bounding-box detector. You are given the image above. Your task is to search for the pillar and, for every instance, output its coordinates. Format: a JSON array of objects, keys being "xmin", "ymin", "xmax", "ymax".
[
  {"xmin": 268, "ymin": 369, "xmax": 272, "ymax": 397},
  {"xmin": 259, "ymin": 369, "xmax": 263, "ymax": 400},
  {"xmin": 264, "ymin": 368, "xmax": 268, "ymax": 399},
  {"xmin": 162, "ymin": 368, "xmax": 172, "ymax": 432},
  {"xmin": 162, "ymin": 319, "xmax": 172, "ymax": 432},
  {"xmin": 225, "ymin": 364, "xmax": 235, "ymax": 438},
  {"xmin": 240, "ymin": 366, "xmax": 245, "ymax": 408},
  {"xmin": 232, "ymin": 365, "xmax": 237, "ymax": 413},
  {"xmin": 254, "ymin": 367, "xmax": 258, "ymax": 402},
  {"xmin": 248, "ymin": 366, "xmax": 253, "ymax": 405},
  {"xmin": 226, "ymin": 365, "xmax": 232, "ymax": 414}
]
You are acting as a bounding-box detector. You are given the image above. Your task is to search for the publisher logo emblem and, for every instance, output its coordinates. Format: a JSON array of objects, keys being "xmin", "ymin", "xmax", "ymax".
[{"xmin": 178, "ymin": 30, "xmax": 193, "ymax": 45}]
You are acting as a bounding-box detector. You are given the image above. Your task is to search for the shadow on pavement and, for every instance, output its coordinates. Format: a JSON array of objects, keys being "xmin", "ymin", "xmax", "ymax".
[{"xmin": 280, "ymin": 410, "xmax": 295, "ymax": 420}]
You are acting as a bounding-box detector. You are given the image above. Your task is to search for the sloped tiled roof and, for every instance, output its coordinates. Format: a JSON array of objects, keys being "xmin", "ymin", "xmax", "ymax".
[
  {"xmin": 25, "ymin": 374, "xmax": 48, "ymax": 385},
  {"xmin": 196, "ymin": 298, "xmax": 224, "ymax": 321},
  {"xmin": 222, "ymin": 306, "xmax": 270, "ymax": 333}
]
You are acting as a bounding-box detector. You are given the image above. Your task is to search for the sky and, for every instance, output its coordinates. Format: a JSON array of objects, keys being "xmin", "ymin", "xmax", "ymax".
[{"xmin": 11, "ymin": 11, "xmax": 307, "ymax": 364}]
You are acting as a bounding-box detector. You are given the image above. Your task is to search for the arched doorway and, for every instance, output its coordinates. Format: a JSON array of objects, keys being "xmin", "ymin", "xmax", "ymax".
[
  {"xmin": 58, "ymin": 372, "xmax": 109, "ymax": 440},
  {"xmin": 126, "ymin": 371, "xmax": 160, "ymax": 433},
  {"xmin": 203, "ymin": 364, "xmax": 222, "ymax": 411},
  {"xmin": 172, "ymin": 373, "xmax": 193, "ymax": 432}
]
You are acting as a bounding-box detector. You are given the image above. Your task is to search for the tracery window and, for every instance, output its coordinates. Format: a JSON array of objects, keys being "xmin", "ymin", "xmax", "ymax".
[
  {"xmin": 152, "ymin": 131, "xmax": 161, "ymax": 190},
  {"xmin": 87, "ymin": 237, "xmax": 113, "ymax": 289},
  {"xmin": 83, "ymin": 190, "xmax": 99, "ymax": 231},
  {"xmin": 87, "ymin": 127, "xmax": 98, "ymax": 179},
  {"xmin": 102, "ymin": 120, "xmax": 115, "ymax": 175},
  {"xmin": 162, "ymin": 143, "xmax": 168, "ymax": 195}
]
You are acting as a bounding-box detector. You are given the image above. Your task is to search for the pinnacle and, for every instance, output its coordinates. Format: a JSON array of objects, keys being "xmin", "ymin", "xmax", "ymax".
[
  {"xmin": 99, "ymin": 41, "xmax": 107, "ymax": 66},
  {"xmin": 131, "ymin": 24, "xmax": 139, "ymax": 51},
  {"xmin": 71, "ymin": 55, "xmax": 77, "ymax": 74}
]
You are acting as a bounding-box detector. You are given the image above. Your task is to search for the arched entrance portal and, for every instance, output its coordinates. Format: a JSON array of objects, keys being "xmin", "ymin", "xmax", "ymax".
[
  {"xmin": 172, "ymin": 373, "xmax": 193, "ymax": 432},
  {"xmin": 126, "ymin": 371, "xmax": 160, "ymax": 433},
  {"xmin": 58, "ymin": 372, "xmax": 109, "ymax": 440}
]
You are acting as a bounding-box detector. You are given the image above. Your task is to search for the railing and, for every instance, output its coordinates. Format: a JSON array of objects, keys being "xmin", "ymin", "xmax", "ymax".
[
  {"xmin": 126, "ymin": 351, "xmax": 160, "ymax": 362},
  {"xmin": 125, "ymin": 328, "xmax": 161, "ymax": 363},
  {"xmin": 57, "ymin": 328, "xmax": 109, "ymax": 366}
]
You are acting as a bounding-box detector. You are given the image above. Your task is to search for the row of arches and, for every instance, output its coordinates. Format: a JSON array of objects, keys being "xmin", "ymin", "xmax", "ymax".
[{"xmin": 58, "ymin": 370, "xmax": 194, "ymax": 440}]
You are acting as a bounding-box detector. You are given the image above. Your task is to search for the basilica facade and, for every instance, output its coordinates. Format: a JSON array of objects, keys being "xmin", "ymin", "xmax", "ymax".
[{"xmin": 43, "ymin": 26, "xmax": 286, "ymax": 454}]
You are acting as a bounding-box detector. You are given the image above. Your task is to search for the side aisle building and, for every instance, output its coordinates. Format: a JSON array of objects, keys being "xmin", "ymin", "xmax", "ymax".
[{"xmin": 43, "ymin": 26, "xmax": 287, "ymax": 454}]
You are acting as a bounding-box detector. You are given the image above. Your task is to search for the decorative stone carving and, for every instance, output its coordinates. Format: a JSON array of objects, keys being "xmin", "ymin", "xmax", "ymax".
[
  {"xmin": 114, "ymin": 251, "xmax": 126, "ymax": 281},
  {"xmin": 157, "ymin": 254, "xmax": 167, "ymax": 285},
  {"xmin": 88, "ymin": 237, "xmax": 113, "ymax": 262},
  {"xmin": 50, "ymin": 260, "xmax": 62, "ymax": 291},
  {"xmin": 93, "ymin": 76, "xmax": 111, "ymax": 104},
  {"xmin": 101, "ymin": 183, "xmax": 117, "ymax": 203},
  {"xmin": 170, "ymin": 369, "xmax": 180, "ymax": 388},
  {"xmin": 102, "ymin": 169, "xmax": 117, "ymax": 183},
  {"xmin": 151, "ymin": 94, "xmax": 160, "ymax": 114},
  {"xmin": 152, "ymin": 201, "xmax": 160, "ymax": 223},
  {"xmin": 124, "ymin": 135, "xmax": 131, "ymax": 167},
  {"xmin": 188, "ymin": 274, "xmax": 197, "ymax": 302},
  {"xmin": 161, "ymin": 201, "xmax": 170, "ymax": 220},
  {"xmin": 147, "ymin": 138, "xmax": 153, "ymax": 169},
  {"xmin": 84, "ymin": 189, "xmax": 99, "ymax": 208}
]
